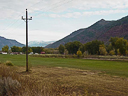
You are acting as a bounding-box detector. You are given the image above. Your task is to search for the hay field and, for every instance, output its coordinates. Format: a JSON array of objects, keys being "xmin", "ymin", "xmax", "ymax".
[{"xmin": 0, "ymin": 54, "xmax": 128, "ymax": 95}]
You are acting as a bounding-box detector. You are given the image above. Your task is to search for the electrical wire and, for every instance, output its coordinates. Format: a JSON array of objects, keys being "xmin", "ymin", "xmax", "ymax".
[
  {"xmin": 0, "ymin": 0, "xmax": 46, "ymax": 32},
  {"xmin": 33, "ymin": 0, "xmax": 73, "ymax": 17},
  {"xmin": 1, "ymin": 0, "xmax": 74, "ymax": 34}
]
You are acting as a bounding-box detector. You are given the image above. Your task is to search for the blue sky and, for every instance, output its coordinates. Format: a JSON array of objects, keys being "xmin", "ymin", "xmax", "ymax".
[{"xmin": 0, "ymin": 0, "xmax": 128, "ymax": 44}]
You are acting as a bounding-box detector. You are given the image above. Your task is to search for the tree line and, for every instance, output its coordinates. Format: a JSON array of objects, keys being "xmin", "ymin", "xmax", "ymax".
[
  {"xmin": 59, "ymin": 37, "xmax": 128, "ymax": 56},
  {"xmin": 1, "ymin": 45, "xmax": 61, "ymax": 54},
  {"xmin": 1, "ymin": 37, "xmax": 128, "ymax": 56},
  {"xmin": 2, "ymin": 46, "xmax": 44, "ymax": 54}
]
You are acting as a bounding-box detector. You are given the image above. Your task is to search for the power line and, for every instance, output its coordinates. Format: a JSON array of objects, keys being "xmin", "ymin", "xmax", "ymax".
[
  {"xmin": 3, "ymin": 19, "xmax": 21, "ymax": 31},
  {"xmin": 1, "ymin": 0, "xmax": 74, "ymax": 34},
  {"xmin": 33, "ymin": 0, "xmax": 73, "ymax": 17},
  {"xmin": 4, "ymin": 22, "xmax": 24, "ymax": 34},
  {"xmin": 0, "ymin": 0, "xmax": 45, "ymax": 32}
]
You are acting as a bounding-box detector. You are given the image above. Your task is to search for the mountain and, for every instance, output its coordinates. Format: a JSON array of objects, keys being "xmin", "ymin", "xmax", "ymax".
[
  {"xmin": 46, "ymin": 16, "xmax": 128, "ymax": 48},
  {"xmin": 29, "ymin": 41, "xmax": 55, "ymax": 47},
  {"xmin": 0, "ymin": 36, "xmax": 24, "ymax": 50}
]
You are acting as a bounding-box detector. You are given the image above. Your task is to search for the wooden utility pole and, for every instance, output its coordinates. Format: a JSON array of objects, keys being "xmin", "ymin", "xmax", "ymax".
[{"xmin": 22, "ymin": 9, "xmax": 32, "ymax": 72}]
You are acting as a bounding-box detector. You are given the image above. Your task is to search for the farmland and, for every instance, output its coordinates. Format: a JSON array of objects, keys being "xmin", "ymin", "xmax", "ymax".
[
  {"xmin": 0, "ymin": 54, "xmax": 128, "ymax": 76},
  {"xmin": 0, "ymin": 54, "xmax": 128, "ymax": 96}
]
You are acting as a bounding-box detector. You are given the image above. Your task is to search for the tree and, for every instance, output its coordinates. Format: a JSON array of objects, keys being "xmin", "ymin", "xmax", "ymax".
[
  {"xmin": 58, "ymin": 44, "xmax": 65, "ymax": 54},
  {"xmin": 64, "ymin": 49, "xmax": 68, "ymax": 55},
  {"xmin": 44, "ymin": 48, "xmax": 51, "ymax": 54},
  {"xmin": 99, "ymin": 44, "xmax": 107, "ymax": 55},
  {"xmin": 115, "ymin": 38, "xmax": 128, "ymax": 55},
  {"xmin": 31, "ymin": 47, "xmax": 44, "ymax": 54},
  {"xmin": 109, "ymin": 37, "xmax": 119, "ymax": 47},
  {"xmin": 22, "ymin": 46, "xmax": 26, "ymax": 53},
  {"xmin": 11, "ymin": 46, "xmax": 22, "ymax": 52},
  {"xmin": 72, "ymin": 41, "xmax": 82, "ymax": 54},
  {"xmin": 65, "ymin": 42, "xmax": 72, "ymax": 54},
  {"xmin": 79, "ymin": 44, "xmax": 86, "ymax": 53},
  {"xmin": 77, "ymin": 50, "xmax": 82, "ymax": 58},
  {"xmin": 65, "ymin": 41, "xmax": 82, "ymax": 54},
  {"xmin": 28, "ymin": 48, "xmax": 33, "ymax": 53},
  {"xmin": 22, "ymin": 46, "xmax": 33, "ymax": 54},
  {"xmin": 84, "ymin": 40, "xmax": 104, "ymax": 55},
  {"xmin": 109, "ymin": 37, "xmax": 119, "ymax": 55},
  {"xmin": 2, "ymin": 45, "xmax": 9, "ymax": 52},
  {"xmin": 109, "ymin": 50, "xmax": 115, "ymax": 55},
  {"xmin": 126, "ymin": 50, "xmax": 128, "ymax": 56},
  {"xmin": 106, "ymin": 44, "xmax": 113, "ymax": 53}
]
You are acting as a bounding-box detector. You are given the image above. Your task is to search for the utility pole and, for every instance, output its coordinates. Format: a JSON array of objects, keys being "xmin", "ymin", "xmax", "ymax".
[{"xmin": 22, "ymin": 9, "xmax": 32, "ymax": 72}]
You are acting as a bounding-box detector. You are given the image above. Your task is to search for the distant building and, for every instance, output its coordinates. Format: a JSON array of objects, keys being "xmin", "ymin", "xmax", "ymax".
[
  {"xmin": 35, "ymin": 53, "xmax": 39, "ymax": 55},
  {"xmin": 41, "ymin": 52, "xmax": 45, "ymax": 54},
  {"xmin": 10, "ymin": 52, "xmax": 23, "ymax": 55},
  {"xmin": 0, "ymin": 52, "xmax": 7, "ymax": 54},
  {"xmin": 29, "ymin": 52, "xmax": 34, "ymax": 55},
  {"xmin": 10, "ymin": 52, "xmax": 19, "ymax": 55}
]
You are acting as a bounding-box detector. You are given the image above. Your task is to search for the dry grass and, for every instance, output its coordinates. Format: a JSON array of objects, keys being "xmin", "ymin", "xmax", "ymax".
[
  {"xmin": 5, "ymin": 61, "xmax": 14, "ymax": 66},
  {"xmin": 1, "ymin": 64, "xmax": 128, "ymax": 96}
]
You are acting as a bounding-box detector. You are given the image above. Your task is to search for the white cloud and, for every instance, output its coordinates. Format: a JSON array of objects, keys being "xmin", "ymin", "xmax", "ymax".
[
  {"xmin": 71, "ymin": 0, "xmax": 128, "ymax": 9},
  {"xmin": 1, "ymin": 0, "xmax": 128, "ymax": 43},
  {"xmin": 0, "ymin": 27, "xmax": 67, "ymax": 44},
  {"xmin": 0, "ymin": 28, "xmax": 26, "ymax": 44},
  {"xmin": 83, "ymin": 10, "xmax": 128, "ymax": 16},
  {"xmin": 49, "ymin": 14, "xmax": 60, "ymax": 18},
  {"xmin": 1, "ymin": 0, "xmax": 128, "ymax": 19},
  {"xmin": 29, "ymin": 30, "xmax": 66, "ymax": 42},
  {"xmin": 48, "ymin": 12, "xmax": 82, "ymax": 18},
  {"xmin": 46, "ymin": 9, "xmax": 128, "ymax": 18}
]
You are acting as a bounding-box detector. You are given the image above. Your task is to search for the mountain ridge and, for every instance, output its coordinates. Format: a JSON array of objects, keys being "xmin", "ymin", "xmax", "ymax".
[
  {"xmin": 28, "ymin": 41, "xmax": 55, "ymax": 47},
  {"xmin": 0, "ymin": 36, "xmax": 24, "ymax": 50},
  {"xmin": 46, "ymin": 15, "xmax": 128, "ymax": 48}
]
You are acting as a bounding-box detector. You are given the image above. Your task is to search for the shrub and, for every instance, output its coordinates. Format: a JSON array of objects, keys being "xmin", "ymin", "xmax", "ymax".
[
  {"xmin": 109, "ymin": 50, "xmax": 115, "ymax": 56},
  {"xmin": 64, "ymin": 49, "xmax": 68, "ymax": 55},
  {"xmin": 0, "ymin": 77, "xmax": 21, "ymax": 96},
  {"xmin": 99, "ymin": 46, "xmax": 107, "ymax": 55},
  {"xmin": 77, "ymin": 50, "xmax": 82, "ymax": 58},
  {"xmin": 83, "ymin": 51, "xmax": 88, "ymax": 57},
  {"xmin": 126, "ymin": 50, "xmax": 128, "ymax": 56},
  {"xmin": 73, "ymin": 54, "xmax": 77, "ymax": 58},
  {"xmin": 5, "ymin": 61, "xmax": 14, "ymax": 66}
]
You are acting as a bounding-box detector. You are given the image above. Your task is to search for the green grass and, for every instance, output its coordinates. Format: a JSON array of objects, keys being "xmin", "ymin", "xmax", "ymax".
[{"xmin": 0, "ymin": 54, "xmax": 128, "ymax": 77}]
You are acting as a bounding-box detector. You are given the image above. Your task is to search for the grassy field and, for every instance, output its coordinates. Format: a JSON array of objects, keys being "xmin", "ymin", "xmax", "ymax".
[
  {"xmin": 0, "ymin": 54, "xmax": 128, "ymax": 77},
  {"xmin": 1, "ymin": 54, "xmax": 128, "ymax": 96}
]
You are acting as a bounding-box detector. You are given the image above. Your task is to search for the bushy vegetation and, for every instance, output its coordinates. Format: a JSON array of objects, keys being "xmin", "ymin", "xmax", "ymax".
[
  {"xmin": 109, "ymin": 37, "xmax": 128, "ymax": 55},
  {"xmin": 65, "ymin": 41, "xmax": 82, "ymax": 54},
  {"xmin": 99, "ymin": 45, "xmax": 107, "ymax": 55},
  {"xmin": 1, "ymin": 46, "xmax": 44, "ymax": 54},
  {"xmin": 11, "ymin": 46, "xmax": 22, "ymax": 52},
  {"xmin": 109, "ymin": 50, "xmax": 115, "ymax": 55},
  {"xmin": 58, "ymin": 44, "xmax": 65, "ymax": 54},
  {"xmin": 32, "ymin": 54, "xmax": 81, "ymax": 58},
  {"xmin": 2, "ymin": 45, "xmax": 9, "ymax": 52},
  {"xmin": 5, "ymin": 61, "xmax": 14, "ymax": 66},
  {"xmin": 77, "ymin": 50, "xmax": 82, "ymax": 58},
  {"xmin": 0, "ymin": 77, "xmax": 21, "ymax": 96}
]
